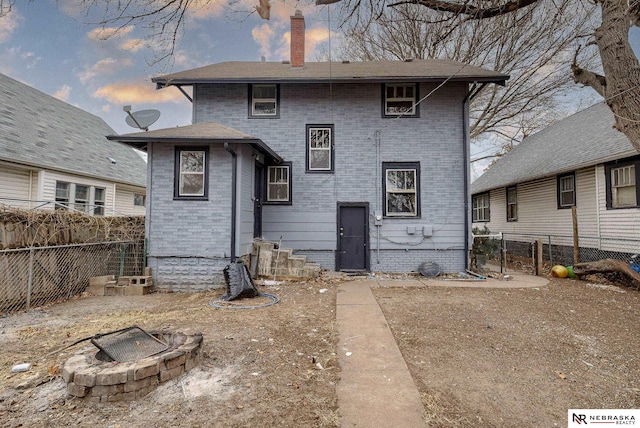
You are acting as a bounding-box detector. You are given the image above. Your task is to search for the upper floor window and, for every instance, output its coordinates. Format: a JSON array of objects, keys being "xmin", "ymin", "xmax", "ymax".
[
  {"xmin": 266, "ymin": 162, "xmax": 292, "ymax": 204},
  {"xmin": 506, "ymin": 186, "xmax": 518, "ymax": 221},
  {"xmin": 383, "ymin": 83, "xmax": 419, "ymax": 117},
  {"xmin": 472, "ymin": 193, "xmax": 490, "ymax": 222},
  {"xmin": 306, "ymin": 125, "xmax": 334, "ymax": 172},
  {"xmin": 557, "ymin": 173, "xmax": 576, "ymax": 208},
  {"xmin": 383, "ymin": 162, "xmax": 420, "ymax": 217},
  {"xmin": 174, "ymin": 147, "xmax": 209, "ymax": 200},
  {"xmin": 249, "ymin": 84, "xmax": 279, "ymax": 118}
]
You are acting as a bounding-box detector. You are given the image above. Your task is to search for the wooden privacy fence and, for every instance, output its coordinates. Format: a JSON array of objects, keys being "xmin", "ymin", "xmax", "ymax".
[{"xmin": 0, "ymin": 240, "xmax": 145, "ymax": 314}]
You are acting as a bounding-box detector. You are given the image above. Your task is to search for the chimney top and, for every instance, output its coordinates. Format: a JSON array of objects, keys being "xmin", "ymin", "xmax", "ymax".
[{"xmin": 290, "ymin": 10, "xmax": 305, "ymax": 68}]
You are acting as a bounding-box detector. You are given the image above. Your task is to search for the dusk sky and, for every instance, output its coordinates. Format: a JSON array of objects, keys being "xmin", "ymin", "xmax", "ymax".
[{"xmin": 0, "ymin": 0, "xmax": 337, "ymax": 134}]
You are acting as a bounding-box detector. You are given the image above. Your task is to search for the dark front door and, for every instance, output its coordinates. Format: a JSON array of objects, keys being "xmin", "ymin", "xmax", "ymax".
[
  {"xmin": 254, "ymin": 164, "xmax": 265, "ymax": 238},
  {"xmin": 337, "ymin": 203, "xmax": 369, "ymax": 271}
]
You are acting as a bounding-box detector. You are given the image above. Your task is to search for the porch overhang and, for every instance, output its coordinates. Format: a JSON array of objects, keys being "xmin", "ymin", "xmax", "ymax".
[{"xmin": 106, "ymin": 121, "xmax": 283, "ymax": 163}]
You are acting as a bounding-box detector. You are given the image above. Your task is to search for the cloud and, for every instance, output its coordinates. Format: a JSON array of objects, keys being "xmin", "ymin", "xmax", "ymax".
[
  {"xmin": 54, "ymin": 85, "xmax": 72, "ymax": 101},
  {"xmin": 94, "ymin": 81, "xmax": 185, "ymax": 104},
  {"xmin": 78, "ymin": 57, "xmax": 134, "ymax": 83},
  {"xmin": 0, "ymin": 7, "xmax": 21, "ymax": 43},
  {"xmin": 252, "ymin": 23, "xmax": 274, "ymax": 59},
  {"xmin": 119, "ymin": 38, "xmax": 146, "ymax": 52},
  {"xmin": 87, "ymin": 26, "xmax": 134, "ymax": 41}
]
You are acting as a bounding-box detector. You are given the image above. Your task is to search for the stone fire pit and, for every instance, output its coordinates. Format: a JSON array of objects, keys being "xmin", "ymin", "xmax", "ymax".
[{"xmin": 62, "ymin": 330, "xmax": 203, "ymax": 402}]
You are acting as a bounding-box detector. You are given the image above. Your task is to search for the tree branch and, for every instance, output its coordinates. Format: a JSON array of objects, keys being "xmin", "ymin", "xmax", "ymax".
[{"xmin": 388, "ymin": 0, "xmax": 541, "ymax": 19}]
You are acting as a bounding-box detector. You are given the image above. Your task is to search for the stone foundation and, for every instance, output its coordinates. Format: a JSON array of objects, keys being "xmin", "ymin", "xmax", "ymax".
[{"xmin": 62, "ymin": 331, "xmax": 202, "ymax": 402}]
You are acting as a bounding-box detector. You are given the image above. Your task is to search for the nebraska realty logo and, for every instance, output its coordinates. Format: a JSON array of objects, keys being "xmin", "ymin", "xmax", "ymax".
[{"xmin": 569, "ymin": 409, "xmax": 639, "ymax": 426}]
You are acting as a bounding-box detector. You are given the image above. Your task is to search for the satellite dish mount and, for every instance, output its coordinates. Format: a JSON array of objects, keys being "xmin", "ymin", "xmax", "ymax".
[{"xmin": 123, "ymin": 105, "xmax": 161, "ymax": 131}]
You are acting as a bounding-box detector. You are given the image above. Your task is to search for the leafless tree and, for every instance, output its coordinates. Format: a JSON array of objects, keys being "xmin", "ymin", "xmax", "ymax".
[
  {"xmin": 2, "ymin": 0, "xmax": 638, "ymax": 149},
  {"xmin": 338, "ymin": 0, "xmax": 640, "ymax": 151},
  {"xmin": 338, "ymin": 2, "xmax": 600, "ymax": 162}
]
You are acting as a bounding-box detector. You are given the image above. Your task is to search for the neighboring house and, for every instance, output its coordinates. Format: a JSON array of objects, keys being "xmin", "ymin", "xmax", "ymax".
[
  {"xmin": 471, "ymin": 102, "xmax": 640, "ymax": 255},
  {"xmin": 109, "ymin": 11, "xmax": 508, "ymax": 289},
  {"xmin": 0, "ymin": 73, "xmax": 146, "ymax": 216}
]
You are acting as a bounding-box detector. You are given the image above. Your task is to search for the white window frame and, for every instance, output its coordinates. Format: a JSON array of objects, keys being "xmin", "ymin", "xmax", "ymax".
[
  {"xmin": 54, "ymin": 181, "xmax": 105, "ymax": 215},
  {"xmin": 611, "ymin": 164, "xmax": 636, "ymax": 208},
  {"xmin": 266, "ymin": 164, "xmax": 291, "ymax": 204},
  {"xmin": 55, "ymin": 181, "xmax": 70, "ymax": 210},
  {"xmin": 134, "ymin": 193, "xmax": 145, "ymax": 207},
  {"xmin": 250, "ymin": 84, "xmax": 278, "ymax": 117},
  {"xmin": 383, "ymin": 162, "xmax": 420, "ymax": 217},
  {"xmin": 93, "ymin": 187, "xmax": 106, "ymax": 216},
  {"xmin": 307, "ymin": 125, "xmax": 334, "ymax": 172},
  {"xmin": 506, "ymin": 186, "xmax": 518, "ymax": 221},
  {"xmin": 384, "ymin": 83, "xmax": 418, "ymax": 117},
  {"xmin": 472, "ymin": 193, "xmax": 490, "ymax": 222},
  {"xmin": 558, "ymin": 173, "xmax": 576, "ymax": 208}
]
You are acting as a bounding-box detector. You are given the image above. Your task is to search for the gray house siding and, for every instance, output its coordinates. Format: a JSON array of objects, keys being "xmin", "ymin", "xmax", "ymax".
[
  {"xmin": 194, "ymin": 81, "xmax": 468, "ymax": 273},
  {"xmin": 146, "ymin": 142, "xmax": 235, "ymax": 290}
]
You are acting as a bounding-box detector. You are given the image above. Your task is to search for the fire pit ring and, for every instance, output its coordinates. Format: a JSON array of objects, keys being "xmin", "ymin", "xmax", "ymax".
[{"xmin": 62, "ymin": 329, "xmax": 202, "ymax": 402}]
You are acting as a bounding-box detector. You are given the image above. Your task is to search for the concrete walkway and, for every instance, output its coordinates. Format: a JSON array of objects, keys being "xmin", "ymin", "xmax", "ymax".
[
  {"xmin": 336, "ymin": 281, "xmax": 426, "ymax": 428},
  {"xmin": 335, "ymin": 273, "xmax": 550, "ymax": 427}
]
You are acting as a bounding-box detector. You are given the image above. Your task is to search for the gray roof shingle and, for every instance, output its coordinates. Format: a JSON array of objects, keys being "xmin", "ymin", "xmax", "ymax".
[
  {"xmin": 153, "ymin": 59, "xmax": 509, "ymax": 86},
  {"xmin": 108, "ymin": 121, "xmax": 283, "ymax": 163},
  {"xmin": 0, "ymin": 73, "xmax": 146, "ymax": 187},
  {"xmin": 471, "ymin": 102, "xmax": 637, "ymax": 194}
]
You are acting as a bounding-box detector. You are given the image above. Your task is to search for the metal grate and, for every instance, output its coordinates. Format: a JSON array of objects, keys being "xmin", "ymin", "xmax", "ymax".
[{"xmin": 91, "ymin": 326, "xmax": 168, "ymax": 362}]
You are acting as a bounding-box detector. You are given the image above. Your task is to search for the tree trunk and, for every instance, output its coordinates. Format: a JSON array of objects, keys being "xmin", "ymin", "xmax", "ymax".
[
  {"xmin": 573, "ymin": 258, "xmax": 640, "ymax": 288},
  {"xmin": 592, "ymin": 0, "xmax": 640, "ymax": 150}
]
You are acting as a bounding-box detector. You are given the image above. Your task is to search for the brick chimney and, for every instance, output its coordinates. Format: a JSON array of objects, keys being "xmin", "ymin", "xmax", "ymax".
[{"xmin": 290, "ymin": 10, "xmax": 305, "ymax": 67}]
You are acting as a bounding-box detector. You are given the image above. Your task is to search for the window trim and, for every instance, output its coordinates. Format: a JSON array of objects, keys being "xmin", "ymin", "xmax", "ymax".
[
  {"xmin": 382, "ymin": 83, "xmax": 420, "ymax": 118},
  {"xmin": 174, "ymin": 146, "xmax": 209, "ymax": 200},
  {"xmin": 93, "ymin": 187, "xmax": 105, "ymax": 216},
  {"xmin": 134, "ymin": 193, "xmax": 146, "ymax": 207},
  {"xmin": 248, "ymin": 84, "xmax": 280, "ymax": 118},
  {"xmin": 605, "ymin": 156, "xmax": 640, "ymax": 209},
  {"xmin": 382, "ymin": 161, "xmax": 421, "ymax": 218},
  {"xmin": 55, "ymin": 181, "xmax": 70, "ymax": 210},
  {"xmin": 506, "ymin": 186, "xmax": 518, "ymax": 222},
  {"xmin": 306, "ymin": 124, "xmax": 335, "ymax": 173},
  {"xmin": 557, "ymin": 172, "xmax": 576, "ymax": 209},
  {"xmin": 264, "ymin": 161, "xmax": 292, "ymax": 205},
  {"xmin": 472, "ymin": 192, "xmax": 490, "ymax": 222}
]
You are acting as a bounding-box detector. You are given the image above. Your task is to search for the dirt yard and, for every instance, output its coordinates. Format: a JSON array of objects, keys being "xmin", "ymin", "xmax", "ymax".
[{"xmin": 1, "ymin": 273, "xmax": 639, "ymax": 427}]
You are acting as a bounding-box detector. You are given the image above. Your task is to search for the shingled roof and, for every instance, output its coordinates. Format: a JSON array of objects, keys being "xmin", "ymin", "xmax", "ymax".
[
  {"xmin": 0, "ymin": 73, "xmax": 146, "ymax": 187},
  {"xmin": 153, "ymin": 59, "xmax": 509, "ymax": 87},
  {"xmin": 471, "ymin": 102, "xmax": 637, "ymax": 194}
]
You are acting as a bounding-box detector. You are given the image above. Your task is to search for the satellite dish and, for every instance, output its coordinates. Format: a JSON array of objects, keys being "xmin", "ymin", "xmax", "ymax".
[{"xmin": 124, "ymin": 108, "xmax": 161, "ymax": 131}]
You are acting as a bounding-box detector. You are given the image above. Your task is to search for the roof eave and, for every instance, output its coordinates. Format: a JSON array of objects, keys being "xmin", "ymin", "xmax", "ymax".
[
  {"xmin": 107, "ymin": 135, "xmax": 283, "ymax": 163},
  {"xmin": 154, "ymin": 76, "xmax": 508, "ymax": 88}
]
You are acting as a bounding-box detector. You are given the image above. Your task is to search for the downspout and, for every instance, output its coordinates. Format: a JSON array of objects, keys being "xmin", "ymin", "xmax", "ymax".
[
  {"xmin": 463, "ymin": 82, "xmax": 487, "ymax": 269},
  {"xmin": 224, "ymin": 143, "xmax": 237, "ymax": 262}
]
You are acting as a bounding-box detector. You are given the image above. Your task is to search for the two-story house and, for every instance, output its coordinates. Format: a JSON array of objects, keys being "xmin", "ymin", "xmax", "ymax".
[{"xmin": 109, "ymin": 11, "xmax": 508, "ymax": 290}]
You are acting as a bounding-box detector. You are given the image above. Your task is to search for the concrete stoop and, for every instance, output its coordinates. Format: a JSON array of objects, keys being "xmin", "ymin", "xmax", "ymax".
[{"xmin": 252, "ymin": 240, "xmax": 321, "ymax": 279}]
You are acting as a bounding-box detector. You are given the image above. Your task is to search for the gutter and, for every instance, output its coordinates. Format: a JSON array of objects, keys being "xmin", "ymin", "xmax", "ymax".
[
  {"xmin": 463, "ymin": 82, "xmax": 488, "ymax": 269},
  {"xmin": 224, "ymin": 143, "xmax": 237, "ymax": 262}
]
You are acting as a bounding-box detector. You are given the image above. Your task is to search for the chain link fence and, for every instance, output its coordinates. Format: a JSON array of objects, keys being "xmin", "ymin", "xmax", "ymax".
[
  {"xmin": 0, "ymin": 240, "xmax": 145, "ymax": 314},
  {"xmin": 473, "ymin": 233, "xmax": 640, "ymax": 274}
]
